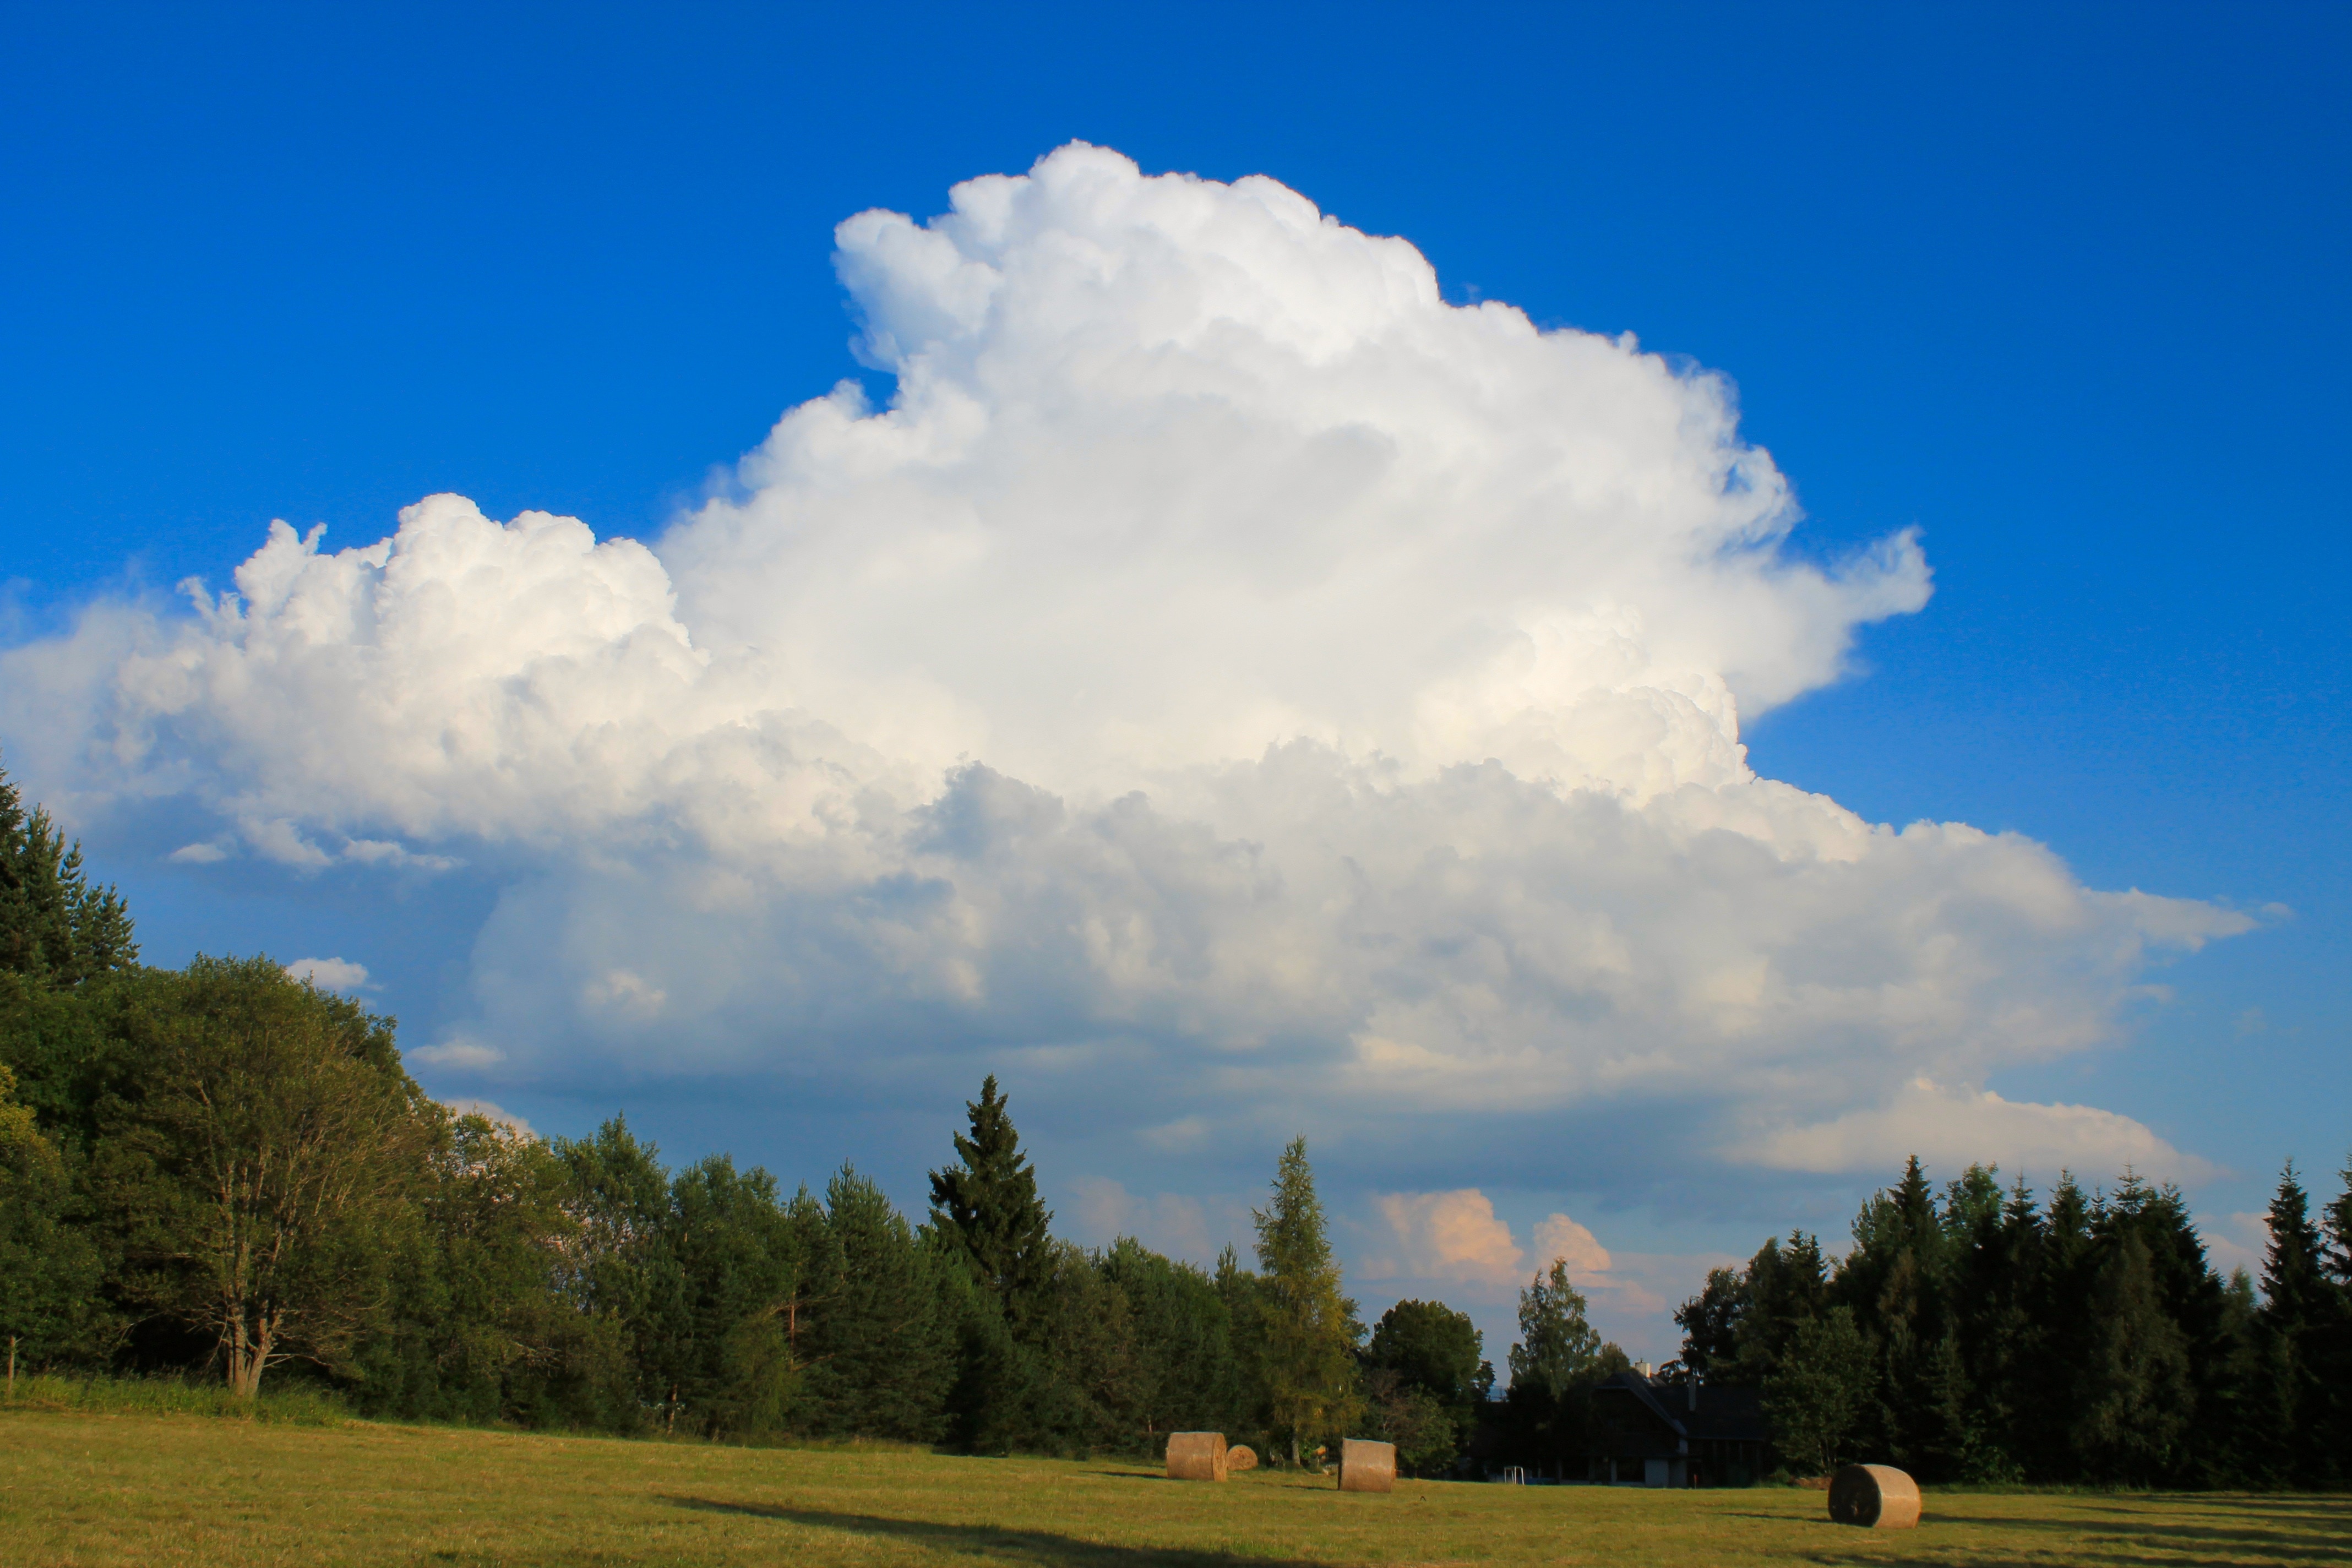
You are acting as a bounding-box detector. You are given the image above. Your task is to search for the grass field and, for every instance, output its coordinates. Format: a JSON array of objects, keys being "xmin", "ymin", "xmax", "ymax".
[{"xmin": 2, "ymin": 1407, "xmax": 2344, "ymax": 1567}]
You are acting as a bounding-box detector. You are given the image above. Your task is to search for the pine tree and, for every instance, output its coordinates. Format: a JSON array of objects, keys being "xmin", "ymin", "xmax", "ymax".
[
  {"xmin": 796, "ymin": 1165, "xmax": 955, "ymax": 1442},
  {"xmin": 2255, "ymin": 1163, "xmax": 2330, "ymax": 1486},
  {"xmin": 1251, "ymin": 1136, "xmax": 1360, "ymax": 1464},
  {"xmin": 928, "ymin": 1075, "xmax": 1053, "ymax": 1321}
]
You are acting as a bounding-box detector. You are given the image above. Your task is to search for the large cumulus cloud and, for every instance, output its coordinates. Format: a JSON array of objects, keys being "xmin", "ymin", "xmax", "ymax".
[{"xmin": 1, "ymin": 144, "xmax": 2246, "ymax": 1190}]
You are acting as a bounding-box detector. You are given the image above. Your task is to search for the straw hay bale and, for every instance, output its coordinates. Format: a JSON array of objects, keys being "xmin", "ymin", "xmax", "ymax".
[
  {"xmin": 1338, "ymin": 1438, "xmax": 1396, "ymax": 1493},
  {"xmin": 1827, "ymin": 1464, "xmax": 1920, "ymax": 1529},
  {"xmin": 1166, "ymin": 1431, "xmax": 1228, "ymax": 1481},
  {"xmin": 1225, "ymin": 1445, "xmax": 1257, "ymax": 1473}
]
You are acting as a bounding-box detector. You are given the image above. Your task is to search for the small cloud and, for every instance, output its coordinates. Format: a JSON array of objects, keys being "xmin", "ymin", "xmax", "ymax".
[
  {"xmin": 1532, "ymin": 1212, "xmax": 1614, "ymax": 1282},
  {"xmin": 1143, "ymin": 1116, "xmax": 1210, "ymax": 1151},
  {"xmin": 2233, "ymin": 1007, "xmax": 2268, "ymax": 1038},
  {"xmin": 342, "ymin": 837, "xmax": 461, "ymax": 872},
  {"xmin": 583, "ymin": 968, "xmax": 666, "ymax": 1019},
  {"xmin": 168, "ymin": 841, "xmax": 229, "ymax": 864},
  {"xmin": 242, "ymin": 816, "xmax": 334, "ymax": 869},
  {"xmin": 2205, "ymin": 1211, "xmax": 2271, "ymax": 1281},
  {"xmin": 1364, "ymin": 1189, "xmax": 1525, "ymax": 1291},
  {"xmin": 410, "ymin": 1037, "xmax": 505, "ymax": 1070},
  {"xmin": 284, "ymin": 956, "xmax": 371, "ymax": 994},
  {"xmin": 442, "ymin": 1097, "xmax": 535, "ymax": 1137}
]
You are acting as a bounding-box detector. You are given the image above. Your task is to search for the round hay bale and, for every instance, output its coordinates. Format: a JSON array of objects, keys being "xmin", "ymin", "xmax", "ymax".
[
  {"xmin": 1226, "ymin": 1445, "xmax": 1258, "ymax": 1473},
  {"xmin": 1166, "ymin": 1431, "xmax": 1229, "ymax": 1482},
  {"xmin": 1827, "ymin": 1464, "xmax": 1920, "ymax": 1529},
  {"xmin": 1338, "ymin": 1437, "xmax": 1396, "ymax": 1493}
]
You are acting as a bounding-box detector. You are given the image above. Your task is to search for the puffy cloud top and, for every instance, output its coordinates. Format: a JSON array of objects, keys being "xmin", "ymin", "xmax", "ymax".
[{"xmin": 0, "ymin": 145, "xmax": 2246, "ymax": 1191}]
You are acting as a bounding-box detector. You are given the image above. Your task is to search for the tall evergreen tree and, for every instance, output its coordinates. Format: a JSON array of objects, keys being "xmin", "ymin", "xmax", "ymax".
[
  {"xmin": 2073, "ymin": 1229, "xmax": 2194, "ymax": 1484},
  {"xmin": 1251, "ymin": 1136, "xmax": 1360, "ymax": 1464},
  {"xmin": 2255, "ymin": 1163, "xmax": 2331, "ymax": 1486},
  {"xmin": 928, "ymin": 1076, "xmax": 1053, "ymax": 1320}
]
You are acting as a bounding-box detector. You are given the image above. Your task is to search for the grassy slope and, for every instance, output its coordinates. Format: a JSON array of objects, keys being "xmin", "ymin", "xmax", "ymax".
[{"xmin": 2, "ymin": 1409, "xmax": 2344, "ymax": 1567}]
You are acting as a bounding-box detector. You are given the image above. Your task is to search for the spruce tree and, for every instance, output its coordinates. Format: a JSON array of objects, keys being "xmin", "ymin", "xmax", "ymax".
[
  {"xmin": 928, "ymin": 1075, "xmax": 1053, "ymax": 1321},
  {"xmin": 2073, "ymin": 1231, "xmax": 2193, "ymax": 1484},
  {"xmin": 1252, "ymin": 1136, "xmax": 1360, "ymax": 1464},
  {"xmin": 2256, "ymin": 1163, "xmax": 2330, "ymax": 1486},
  {"xmin": 0, "ymin": 756, "xmax": 137, "ymax": 986}
]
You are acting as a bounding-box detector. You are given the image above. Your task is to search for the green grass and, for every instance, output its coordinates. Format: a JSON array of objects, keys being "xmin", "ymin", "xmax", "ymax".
[
  {"xmin": 1, "ymin": 1406, "xmax": 2342, "ymax": 1567},
  {"xmin": 1, "ymin": 1372, "xmax": 350, "ymax": 1425}
]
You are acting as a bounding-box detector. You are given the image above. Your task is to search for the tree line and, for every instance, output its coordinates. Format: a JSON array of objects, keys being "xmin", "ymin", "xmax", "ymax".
[
  {"xmin": 0, "ymin": 760, "xmax": 1498, "ymax": 1465},
  {"xmin": 6, "ymin": 759, "xmax": 2345, "ymax": 1486},
  {"xmin": 1668, "ymin": 1154, "xmax": 2352, "ymax": 1488}
]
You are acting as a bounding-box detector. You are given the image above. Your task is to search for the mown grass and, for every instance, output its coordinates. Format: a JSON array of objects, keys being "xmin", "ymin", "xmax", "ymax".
[{"xmin": 1, "ymin": 1404, "xmax": 2343, "ymax": 1567}]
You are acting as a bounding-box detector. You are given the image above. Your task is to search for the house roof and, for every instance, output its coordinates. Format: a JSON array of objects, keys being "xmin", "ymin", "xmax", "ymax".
[{"xmin": 1592, "ymin": 1371, "xmax": 1768, "ymax": 1445}]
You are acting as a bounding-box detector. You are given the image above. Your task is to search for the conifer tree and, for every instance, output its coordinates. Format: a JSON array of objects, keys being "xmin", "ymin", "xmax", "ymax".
[
  {"xmin": 2073, "ymin": 1231, "xmax": 2193, "ymax": 1483},
  {"xmin": 1252, "ymin": 1136, "xmax": 1360, "ymax": 1464},
  {"xmin": 2256, "ymin": 1163, "xmax": 2331, "ymax": 1485},
  {"xmin": 928, "ymin": 1075, "xmax": 1053, "ymax": 1320},
  {"xmin": 0, "ymin": 756, "xmax": 137, "ymax": 986}
]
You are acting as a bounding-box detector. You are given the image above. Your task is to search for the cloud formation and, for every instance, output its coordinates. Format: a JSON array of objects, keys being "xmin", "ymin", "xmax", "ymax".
[
  {"xmin": 284, "ymin": 956, "xmax": 371, "ymax": 994},
  {"xmin": 0, "ymin": 143, "xmax": 2248, "ymax": 1190}
]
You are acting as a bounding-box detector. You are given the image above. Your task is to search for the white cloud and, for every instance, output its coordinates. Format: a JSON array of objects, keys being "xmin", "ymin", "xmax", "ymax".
[
  {"xmin": 582, "ymin": 968, "xmax": 667, "ymax": 1019},
  {"xmin": 2205, "ymin": 1210, "xmax": 2271, "ymax": 1281},
  {"xmin": 408, "ymin": 1037, "xmax": 505, "ymax": 1071},
  {"xmin": 0, "ymin": 144, "xmax": 2252, "ymax": 1193},
  {"xmin": 1745, "ymin": 1076, "xmax": 2223, "ymax": 1184},
  {"xmin": 1365, "ymin": 1189, "xmax": 1526, "ymax": 1292},
  {"xmin": 1532, "ymin": 1212, "xmax": 1614, "ymax": 1282},
  {"xmin": 284, "ymin": 955, "xmax": 371, "ymax": 994}
]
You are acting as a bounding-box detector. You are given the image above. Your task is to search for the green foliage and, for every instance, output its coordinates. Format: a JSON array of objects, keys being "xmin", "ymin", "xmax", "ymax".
[
  {"xmin": 1366, "ymin": 1299, "xmax": 1488, "ymax": 1475},
  {"xmin": 0, "ymin": 1061, "xmax": 106, "ymax": 1369},
  {"xmin": 1249, "ymin": 1136, "xmax": 1361, "ymax": 1463},
  {"xmin": 1761, "ymin": 1305, "xmax": 1873, "ymax": 1476},
  {"xmin": 927, "ymin": 1076, "xmax": 1053, "ymax": 1320},
  {"xmin": 0, "ymin": 755, "xmax": 138, "ymax": 988},
  {"xmin": 1096, "ymin": 1237, "xmax": 1239, "ymax": 1447},
  {"xmin": 1672, "ymin": 1151, "xmax": 2352, "ymax": 1491},
  {"xmin": 97, "ymin": 956, "xmax": 432, "ymax": 1397},
  {"xmin": 794, "ymin": 1166, "xmax": 957, "ymax": 1442},
  {"xmin": 1508, "ymin": 1258, "xmax": 1602, "ymax": 1401}
]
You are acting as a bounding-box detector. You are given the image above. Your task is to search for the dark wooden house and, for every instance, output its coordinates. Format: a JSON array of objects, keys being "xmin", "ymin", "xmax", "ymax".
[{"xmin": 1584, "ymin": 1371, "xmax": 1768, "ymax": 1487}]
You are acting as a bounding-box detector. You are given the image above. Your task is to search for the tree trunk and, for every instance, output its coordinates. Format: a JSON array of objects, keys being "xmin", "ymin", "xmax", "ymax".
[{"xmin": 225, "ymin": 1308, "xmax": 276, "ymax": 1399}]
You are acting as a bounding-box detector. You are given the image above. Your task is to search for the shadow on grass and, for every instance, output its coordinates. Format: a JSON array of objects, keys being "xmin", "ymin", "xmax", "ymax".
[
  {"xmin": 1719, "ymin": 1494, "xmax": 2352, "ymax": 1568},
  {"xmin": 1947, "ymin": 1501, "xmax": 2352, "ymax": 1567},
  {"xmin": 665, "ymin": 1497, "xmax": 1328, "ymax": 1566}
]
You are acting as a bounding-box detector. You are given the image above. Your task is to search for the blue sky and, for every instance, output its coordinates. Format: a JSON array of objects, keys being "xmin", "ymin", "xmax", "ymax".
[{"xmin": 3, "ymin": 3, "xmax": 2346, "ymax": 1361}]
